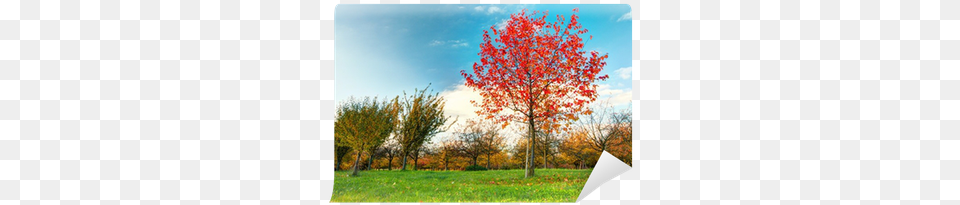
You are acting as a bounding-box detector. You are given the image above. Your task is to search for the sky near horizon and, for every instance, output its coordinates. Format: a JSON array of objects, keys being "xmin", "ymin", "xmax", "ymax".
[{"xmin": 334, "ymin": 4, "xmax": 633, "ymax": 138}]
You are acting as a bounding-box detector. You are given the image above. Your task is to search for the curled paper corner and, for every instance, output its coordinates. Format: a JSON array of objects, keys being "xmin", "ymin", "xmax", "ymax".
[{"xmin": 576, "ymin": 151, "xmax": 632, "ymax": 202}]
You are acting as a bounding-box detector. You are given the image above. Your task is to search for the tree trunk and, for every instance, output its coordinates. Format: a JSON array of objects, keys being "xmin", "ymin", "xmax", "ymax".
[
  {"xmin": 386, "ymin": 156, "xmax": 393, "ymax": 170},
  {"xmin": 335, "ymin": 156, "xmax": 343, "ymax": 171},
  {"xmin": 472, "ymin": 156, "xmax": 478, "ymax": 166},
  {"xmin": 525, "ymin": 116, "xmax": 536, "ymax": 178},
  {"xmin": 413, "ymin": 155, "xmax": 419, "ymax": 171},
  {"xmin": 401, "ymin": 154, "xmax": 408, "ymax": 171},
  {"xmin": 367, "ymin": 152, "xmax": 375, "ymax": 170},
  {"xmin": 486, "ymin": 154, "xmax": 492, "ymax": 169},
  {"xmin": 350, "ymin": 150, "xmax": 363, "ymax": 176},
  {"xmin": 543, "ymin": 147, "xmax": 548, "ymax": 169}
]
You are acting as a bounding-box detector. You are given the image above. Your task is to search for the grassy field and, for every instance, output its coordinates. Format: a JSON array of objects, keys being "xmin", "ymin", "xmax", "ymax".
[{"xmin": 331, "ymin": 169, "xmax": 592, "ymax": 203}]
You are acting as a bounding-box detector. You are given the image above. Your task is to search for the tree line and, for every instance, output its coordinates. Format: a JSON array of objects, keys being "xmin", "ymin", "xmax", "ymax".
[{"xmin": 335, "ymin": 93, "xmax": 632, "ymax": 174}]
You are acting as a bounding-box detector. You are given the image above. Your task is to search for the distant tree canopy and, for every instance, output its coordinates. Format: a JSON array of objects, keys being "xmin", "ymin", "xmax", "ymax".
[
  {"xmin": 334, "ymin": 100, "xmax": 633, "ymax": 172},
  {"xmin": 455, "ymin": 119, "xmax": 504, "ymax": 167},
  {"xmin": 437, "ymin": 140, "xmax": 462, "ymax": 171},
  {"xmin": 335, "ymin": 96, "xmax": 399, "ymax": 176},
  {"xmin": 337, "ymin": 106, "xmax": 632, "ymax": 171},
  {"xmin": 558, "ymin": 129, "xmax": 600, "ymax": 169}
]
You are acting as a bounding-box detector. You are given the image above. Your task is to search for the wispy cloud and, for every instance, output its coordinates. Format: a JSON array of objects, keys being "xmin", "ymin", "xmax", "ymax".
[
  {"xmin": 614, "ymin": 67, "xmax": 632, "ymax": 80},
  {"xmin": 474, "ymin": 5, "xmax": 504, "ymax": 14},
  {"xmin": 616, "ymin": 11, "xmax": 632, "ymax": 22},
  {"xmin": 429, "ymin": 39, "xmax": 470, "ymax": 48},
  {"xmin": 596, "ymin": 84, "xmax": 632, "ymax": 107},
  {"xmin": 487, "ymin": 6, "xmax": 502, "ymax": 14}
]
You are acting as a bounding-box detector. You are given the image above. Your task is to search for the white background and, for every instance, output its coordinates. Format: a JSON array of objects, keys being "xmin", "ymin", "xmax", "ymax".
[{"xmin": 2, "ymin": 0, "xmax": 958, "ymax": 204}]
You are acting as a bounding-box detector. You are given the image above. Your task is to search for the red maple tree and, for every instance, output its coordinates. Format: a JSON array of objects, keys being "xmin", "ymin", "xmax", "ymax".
[{"xmin": 461, "ymin": 8, "xmax": 609, "ymax": 178}]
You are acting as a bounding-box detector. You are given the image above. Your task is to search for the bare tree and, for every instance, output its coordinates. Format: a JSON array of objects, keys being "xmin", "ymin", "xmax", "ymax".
[
  {"xmin": 409, "ymin": 142, "xmax": 432, "ymax": 170},
  {"xmin": 377, "ymin": 138, "xmax": 400, "ymax": 170},
  {"xmin": 577, "ymin": 102, "xmax": 627, "ymax": 153},
  {"xmin": 537, "ymin": 128, "xmax": 562, "ymax": 169},
  {"xmin": 456, "ymin": 120, "xmax": 487, "ymax": 166},
  {"xmin": 456, "ymin": 119, "xmax": 502, "ymax": 167},
  {"xmin": 482, "ymin": 131, "xmax": 505, "ymax": 169},
  {"xmin": 608, "ymin": 110, "xmax": 632, "ymax": 165}
]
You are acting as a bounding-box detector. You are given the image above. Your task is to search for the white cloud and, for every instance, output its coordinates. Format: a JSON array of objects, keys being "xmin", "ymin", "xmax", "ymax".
[
  {"xmin": 429, "ymin": 40, "xmax": 470, "ymax": 48},
  {"xmin": 616, "ymin": 11, "xmax": 632, "ymax": 22},
  {"xmin": 438, "ymin": 83, "xmax": 484, "ymax": 129},
  {"xmin": 596, "ymin": 84, "xmax": 632, "ymax": 107},
  {"xmin": 614, "ymin": 67, "xmax": 632, "ymax": 80},
  {"xmin": 449, "ymin": 40, "xmax": 468, "ymax": 48},
  {"xmin": 436, "ymin": 83, "xmax": 529, "ymax": 143},
  {"xmin": 474, "ymin": 6, "xmax": 503, "ymax": 14},
  {"xmin": 487, "ymin": 6, "xmax": 502, "ymax": 14},
  {"xmin": 439, "ymin": 83, "xmax": 482, "ymax": 119}
]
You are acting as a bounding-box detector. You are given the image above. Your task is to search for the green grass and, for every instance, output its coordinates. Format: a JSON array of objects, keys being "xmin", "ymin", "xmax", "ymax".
[{"xmin": 331, "ymin": 169, "xmax": 592, "ymax": 203}]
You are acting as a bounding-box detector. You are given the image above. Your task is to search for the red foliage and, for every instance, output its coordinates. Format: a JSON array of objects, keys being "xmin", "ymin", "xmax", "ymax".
[{"xmin": 461, "ymin": 8, "xmax": 609, "ymax": 132}]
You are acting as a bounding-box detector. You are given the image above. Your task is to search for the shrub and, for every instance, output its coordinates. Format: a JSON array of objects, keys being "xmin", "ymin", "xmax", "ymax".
[{"xmin": 464, "ymin": 165, "xmax": 488, "ymax": 171}]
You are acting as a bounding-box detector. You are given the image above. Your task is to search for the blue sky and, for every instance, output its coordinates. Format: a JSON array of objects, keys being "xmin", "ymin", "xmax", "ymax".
[{"xmin": 335, "ymin": 4, "xmax": 632, "ymax": 132}]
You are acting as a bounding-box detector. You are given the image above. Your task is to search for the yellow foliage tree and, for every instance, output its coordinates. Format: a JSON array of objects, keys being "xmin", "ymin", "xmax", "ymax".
[{"xmin": 335, "ymin": 97, "xmax": 399, "ymax": 176}]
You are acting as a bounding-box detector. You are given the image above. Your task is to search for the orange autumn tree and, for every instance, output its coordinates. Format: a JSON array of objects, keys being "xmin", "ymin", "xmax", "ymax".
[{"xmin": 461, "ymin": 8, "xmax": 608, "ymax": 178}]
